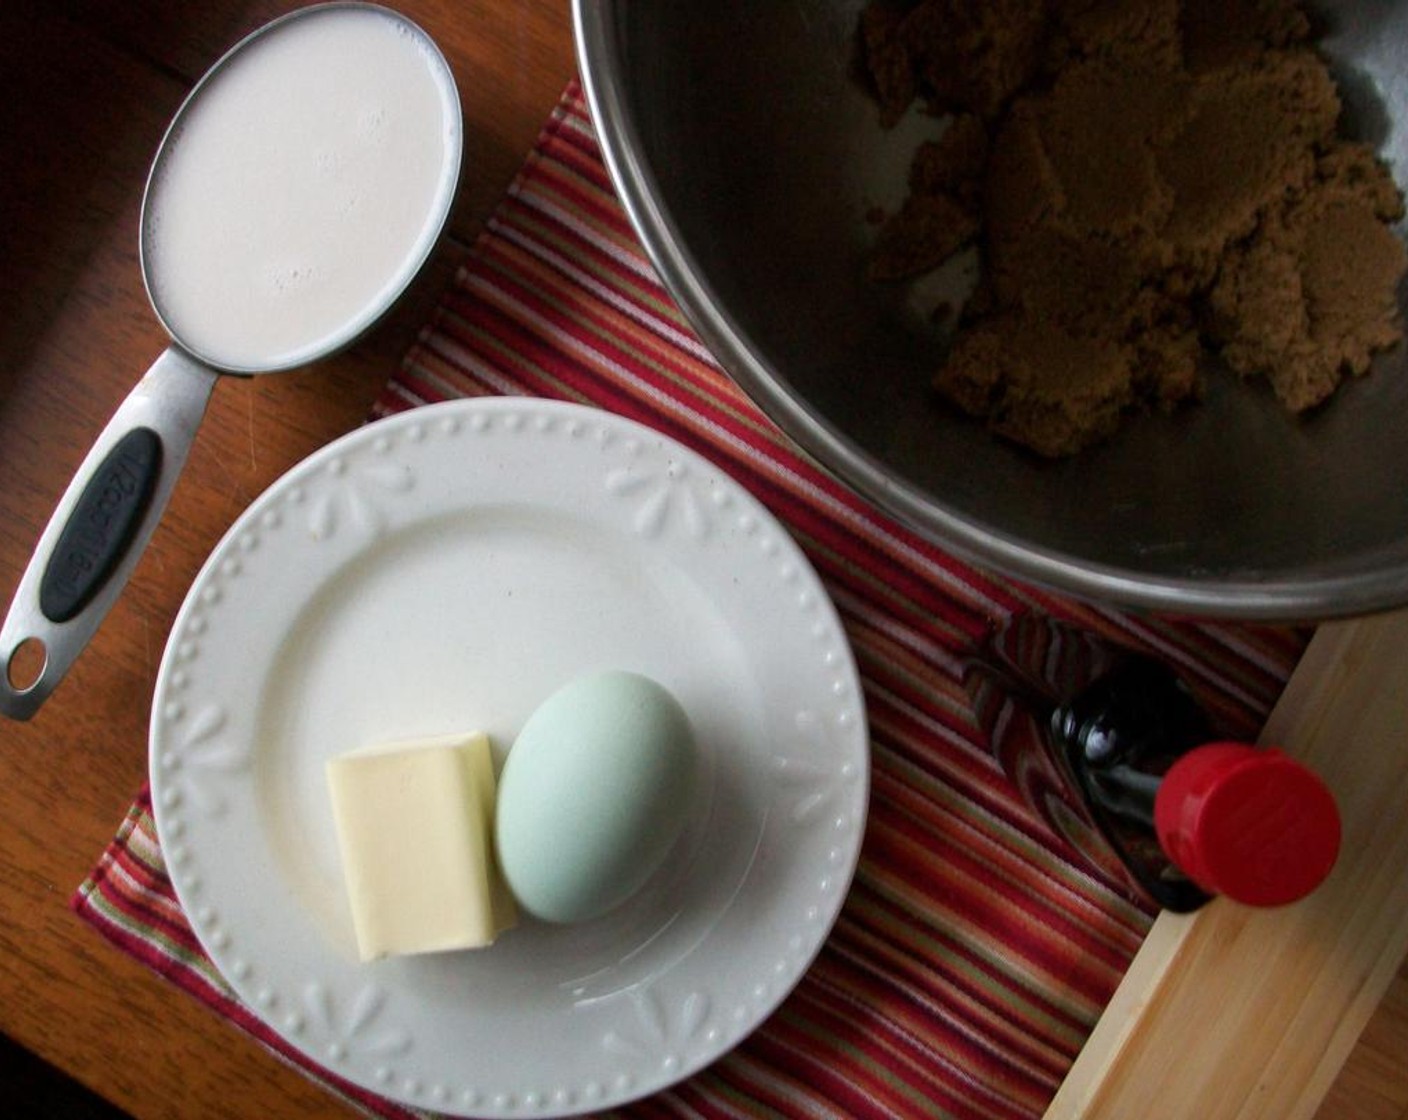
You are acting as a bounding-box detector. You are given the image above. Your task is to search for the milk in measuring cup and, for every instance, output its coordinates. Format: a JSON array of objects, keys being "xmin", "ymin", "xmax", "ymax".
[{"xmin": 143, "ymin": 7, "xmax": 460, "ymax": 370}]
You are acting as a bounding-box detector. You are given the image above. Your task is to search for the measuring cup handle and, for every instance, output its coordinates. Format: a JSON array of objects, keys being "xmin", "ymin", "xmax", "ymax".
[{"xmin": 1, "ymin": 348, "xmax": 219, "ymax": 720}]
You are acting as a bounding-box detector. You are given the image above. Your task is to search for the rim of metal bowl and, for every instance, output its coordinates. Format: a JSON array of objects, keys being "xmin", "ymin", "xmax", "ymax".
[{"xmin": 571, "ymin": 1, "xmax": 1408, "ymax": 622}]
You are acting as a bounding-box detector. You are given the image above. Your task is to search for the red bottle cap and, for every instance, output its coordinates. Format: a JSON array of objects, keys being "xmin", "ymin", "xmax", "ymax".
[{"xmin": 1153, "ymin": 742, "xmax": 1341, "ymax": 907}]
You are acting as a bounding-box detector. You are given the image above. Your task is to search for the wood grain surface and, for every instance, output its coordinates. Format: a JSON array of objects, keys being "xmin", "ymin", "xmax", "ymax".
[
  {"xmin": 0, "ymin": 2, "xmax": 1403, "ymax": 1118},
  {"xmin": 0, "ymin": 2, "xmax": 571, "ymax": 1117}
]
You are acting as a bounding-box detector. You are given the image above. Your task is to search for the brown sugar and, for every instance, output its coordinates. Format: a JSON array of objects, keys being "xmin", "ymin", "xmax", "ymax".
[
  {"xmin": 1210, "ymin": 154, "xmax": 1407, "ymax": 411},
  {"xmin": 1156, "ymin": 50, "xmax": 1341, "ymax": 282},
  {"xmin": 859, "ymin": 1, "xmax": 918, "ymax": 129},
  {"xmin": 1179, "ymin": 0, "xmax": 1311, "ymax": 74},
  {"xmin": 861, "ymin": 0, "xmax": 1407, "ymax": 456},
  {"xmin": 1051, "ymin": 0, "xmax": 1182, "ymax": 69},
  {"xmin": 867, "ymin": 113, "xmax": 990, "ymax": 281},
  {"xmin": 942, "ymin": 316, "xmax": 1139, "ymax": 457},
  {"xmin": 893, "ymin": 0, "xmax": 1050, "ymax": 120},
  {"xmin": 868, "ymin": 193, "xmax": 980, "ymax": 281}
]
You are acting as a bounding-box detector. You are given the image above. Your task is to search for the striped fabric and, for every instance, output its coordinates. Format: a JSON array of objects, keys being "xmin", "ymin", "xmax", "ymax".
[{"xmin": 75, "ymin": 81, "xmax": 1309, "ymax": 1120}]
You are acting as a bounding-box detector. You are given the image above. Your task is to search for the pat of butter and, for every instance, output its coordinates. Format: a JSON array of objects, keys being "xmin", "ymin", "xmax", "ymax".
[{"xmin": 326, "ymin": 732, "xmax": 517, "ymax": 961}]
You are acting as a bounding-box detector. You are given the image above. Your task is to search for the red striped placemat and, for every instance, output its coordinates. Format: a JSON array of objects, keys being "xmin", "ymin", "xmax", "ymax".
[{"xmin": 75, "ymin": 80, "xmax": 1308, "ymax": 1120}]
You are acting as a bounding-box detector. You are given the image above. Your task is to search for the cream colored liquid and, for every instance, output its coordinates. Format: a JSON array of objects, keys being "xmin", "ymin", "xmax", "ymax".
[{"xmin": 143, "ymin": 7, "xmax": 459, "ymax": 369}]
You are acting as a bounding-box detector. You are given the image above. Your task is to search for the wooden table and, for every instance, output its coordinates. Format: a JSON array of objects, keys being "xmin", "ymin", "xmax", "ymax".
[
  {"xmin": 0, "ymin": 2, "xmax": 1402, "ymax": 1118},
  {"xmin": 0, "ymin": 2, "xmax": 573, "ymax": 1116}
]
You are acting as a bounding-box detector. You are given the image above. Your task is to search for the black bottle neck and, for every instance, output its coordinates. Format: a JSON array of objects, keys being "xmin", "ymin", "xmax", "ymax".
[
  {"xmin": 1053, "ymin": 655, "xmax": 1215, "ymax": 781},
  {"xmin": 1050, "ymin": 655, "xmax": 1217, "ymax": 911}
]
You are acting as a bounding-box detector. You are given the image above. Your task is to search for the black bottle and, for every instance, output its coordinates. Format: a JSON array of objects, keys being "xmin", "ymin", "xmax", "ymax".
[{"xmin": 964, "ymin": 617, "xmax": 1340, "ymax": 912}]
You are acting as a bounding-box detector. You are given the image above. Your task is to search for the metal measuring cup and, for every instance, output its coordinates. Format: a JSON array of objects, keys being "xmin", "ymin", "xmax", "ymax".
[{"xmin": 0, "ymin": 3, "xmax": 462, "ymax": 719}]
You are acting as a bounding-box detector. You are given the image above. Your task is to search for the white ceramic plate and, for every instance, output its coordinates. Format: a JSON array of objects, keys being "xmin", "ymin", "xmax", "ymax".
[{"xmin": 149, "ymin": 398, "xmax": 868, "ymax": 1117}]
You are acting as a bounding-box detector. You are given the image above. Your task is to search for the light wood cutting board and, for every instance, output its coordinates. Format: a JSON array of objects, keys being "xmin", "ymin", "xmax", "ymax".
[{"xmin": 1046, "ymin": 610, "xmax": 1408, "ymax": 1119}]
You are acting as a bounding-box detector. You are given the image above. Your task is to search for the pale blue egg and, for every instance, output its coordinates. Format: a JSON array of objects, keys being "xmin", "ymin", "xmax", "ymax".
[{"xmin": 494, "ymin": 670, "xmax": 698, "ymax": 923}]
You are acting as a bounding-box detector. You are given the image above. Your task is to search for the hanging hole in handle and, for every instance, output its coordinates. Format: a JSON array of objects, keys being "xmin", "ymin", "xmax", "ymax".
[{"xmin": 6, "ymin": 637, "xmax": 48, "ymax": 694}]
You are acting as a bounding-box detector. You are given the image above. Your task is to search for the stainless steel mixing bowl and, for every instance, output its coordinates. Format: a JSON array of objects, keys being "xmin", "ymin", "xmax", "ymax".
[{"xmin": 574, "ymin": 1, "xmax": 1408, "ymax": 619}]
